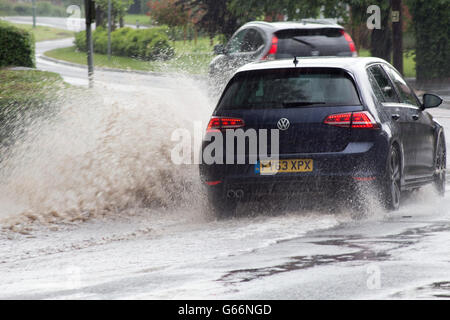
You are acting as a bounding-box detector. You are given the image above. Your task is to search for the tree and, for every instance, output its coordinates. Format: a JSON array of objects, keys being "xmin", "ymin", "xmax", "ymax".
[
  {"xmin": 148, "ymin": 0, "xmax": 204, "ymax": 43},
  {"xmin": 327, "ymin": 0, "xmax": 392, "ymax": 62},
  {"xmin": 129, "ymin": 0, "xmax": 147, "ymax": 14},
  {"xmin": 95, "ymin": 0, "xmax": 133, "ymax": 29},
  {"xmin": 391, "ymin": 0, "xmax": 403, "ymax": 74},
  {"xmin": 147, "ymin": 0, "xmax": 189, "ymax": 27},
  {"xmin": 227, "ymin": 0, "xmax": 323, "ymax": 22},
  {"xmin": 407, "ymin": 0, "xmax": 450, "ymax": 83},
  {"xmin": 177, "ymin": 0, "xmax": 239, "ymax": 41}
]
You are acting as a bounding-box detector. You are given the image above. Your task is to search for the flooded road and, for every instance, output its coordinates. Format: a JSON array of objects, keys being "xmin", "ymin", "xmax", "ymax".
[
  {"xmin": 1, "ymin": 185, "xmax": 449, "ymax": 299},
  {"xmin": 0, "ymin": 35, "xmax": 449, "ymax": 299},
  {"xmin": 0, "ymin": 82, "xmax": 449, "ymax": 299}
]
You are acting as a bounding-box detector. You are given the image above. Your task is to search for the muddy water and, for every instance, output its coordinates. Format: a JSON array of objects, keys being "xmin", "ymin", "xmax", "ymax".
[{"xmin": 0, "ymin": 76, "xmax": 211, "ymax": 229}]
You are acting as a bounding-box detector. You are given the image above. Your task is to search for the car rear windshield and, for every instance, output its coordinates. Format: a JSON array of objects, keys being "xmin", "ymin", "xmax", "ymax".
[
  {"xmin": 275, "ymin": 28, "xmax": 351, "ymax": 58},
  {"xmin": 217, "ymin": 68, "xmax": 361, "ymax": 111}
]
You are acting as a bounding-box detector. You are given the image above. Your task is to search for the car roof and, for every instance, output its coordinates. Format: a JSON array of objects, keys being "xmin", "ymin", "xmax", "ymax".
[
  {"xmin": 235, "ymin": 57, "xmax": 388, "ymax": 74},
  {"xmin": 243, "ymin": 20, "xmax": 344, "ymax": 31}
]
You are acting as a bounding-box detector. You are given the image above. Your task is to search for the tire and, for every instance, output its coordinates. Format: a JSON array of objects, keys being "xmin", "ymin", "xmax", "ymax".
[
  {"xmin": 434, "ymin": 137, "xmax": 446, "ymax": 197},
  {"xmin": 381, "ymin": 145, "xmax": 402, "ymax": 211}
]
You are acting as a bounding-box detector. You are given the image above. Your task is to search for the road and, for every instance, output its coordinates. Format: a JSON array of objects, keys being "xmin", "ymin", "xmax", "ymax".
[
  {"xmin": 35, "ymin": 37, "xmax": 189, "ymax": 89},
  {"xmin": 0, "ymin": 18, "xmax": 450, "ymax": 300}
]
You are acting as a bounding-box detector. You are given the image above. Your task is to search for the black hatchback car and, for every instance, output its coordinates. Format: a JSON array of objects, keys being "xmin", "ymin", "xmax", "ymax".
[
  {"xmin": 200, "ymin": 57, "xmax": 445, "ymax": 216},
  {"xmin": 209, "ymin": 20, "xmax": 357, "ymax": 93}
]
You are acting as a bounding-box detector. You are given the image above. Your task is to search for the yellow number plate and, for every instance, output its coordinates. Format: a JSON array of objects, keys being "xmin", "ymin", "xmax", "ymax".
[{"xmin": 258, "ymin": 159, "xmax": 313, "ymax": 174}]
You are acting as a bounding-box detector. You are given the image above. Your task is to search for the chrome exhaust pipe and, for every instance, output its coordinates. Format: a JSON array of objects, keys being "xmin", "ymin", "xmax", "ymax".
[
  {"xmin": 227, "ymin": 190, "xmax": 236, "ymax": 199},
  {"xmin": 235, "ymin": 189, "xmax": 244, "ymax": 199}
]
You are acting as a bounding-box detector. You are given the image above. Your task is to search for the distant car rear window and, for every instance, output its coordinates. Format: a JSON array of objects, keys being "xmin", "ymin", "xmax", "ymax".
[
  {"xmin": 275, "ymin": 28, "xmax": 351, "ymax": 58},
  {"xmin": 217, "ymin": 68, "xmax": 361, "ymax": 111}
]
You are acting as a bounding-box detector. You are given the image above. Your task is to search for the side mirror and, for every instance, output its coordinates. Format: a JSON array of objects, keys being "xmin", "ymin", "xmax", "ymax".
[
  {"xmin": 214, "ymin": 44, "xmax": 225, "ymax": 55},
  {"xmin": 422, "ymin": 93, "xmax": 443, "ymax": 109}
]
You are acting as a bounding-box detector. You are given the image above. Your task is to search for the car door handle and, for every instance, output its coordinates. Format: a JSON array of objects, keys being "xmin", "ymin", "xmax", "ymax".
[
  {"xmin": 392, "ymin": 114, "xmax": 400, "ymax": 121},
  {"xmin": 412, "ymin": 114, "xmax": 419, "ymax": 121}
]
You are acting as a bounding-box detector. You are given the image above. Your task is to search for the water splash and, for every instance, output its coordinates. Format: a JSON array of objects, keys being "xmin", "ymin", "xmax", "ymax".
[{"xmin": 0, "ymin": 74, "xmax": 212, "ymax": 228}]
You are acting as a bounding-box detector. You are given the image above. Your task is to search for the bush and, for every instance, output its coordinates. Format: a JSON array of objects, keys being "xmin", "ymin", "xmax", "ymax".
[
  {"xmin": 145, "ymin": 32, "xmax": 174, "ymax": 60},
  {"xmin": 92, "ymin": 27, "xmax": 108, "ymax": 54},
  {"xmin": 74, "ymin": 26, "xmax": 174, "ymax": 61},
  {"xmin": 74, "ymin": 30, "xmax": 87, "ymax": 51},
  {"xmin": 0, "ymin": 21, "xmax": 35, "ymax": 68},
  {"xmin": 112, "ymin": 27, "xmax": 133, "ymax": 56}
]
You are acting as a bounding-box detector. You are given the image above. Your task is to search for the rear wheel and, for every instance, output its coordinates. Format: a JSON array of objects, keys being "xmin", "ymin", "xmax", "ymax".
[
  {"xmin": 381, "ymin": 146, "xmax": 401, "ymax": 211},
  {"xmin": 434, "ymin": 137, "xmax": 446, "ymax": 197}
]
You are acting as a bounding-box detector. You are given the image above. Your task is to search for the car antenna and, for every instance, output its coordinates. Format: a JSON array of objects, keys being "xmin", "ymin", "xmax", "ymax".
[{"xmin": 293, "ymin": 56, "xmax": 299, "ymax": 67}]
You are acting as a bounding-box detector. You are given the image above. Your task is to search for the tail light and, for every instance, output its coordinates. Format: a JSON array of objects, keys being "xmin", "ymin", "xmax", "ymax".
[
  {"xmin": 205, "ymin": 181, "xmax": 222, "ymax": 186},
  {"xmin": 262, "ymin": 35, "xmax": 278, "ymax": 60},
  {"xmin": 340, "ymin": 30, "xmax": 357, "ymax": 57},
  {"xmin": 324, "ymin": 111, "xmax": 378, "ymax": 129},
  {"xmin": 206, "ymin": 117, "xmax": 245, "ymax": 133}
]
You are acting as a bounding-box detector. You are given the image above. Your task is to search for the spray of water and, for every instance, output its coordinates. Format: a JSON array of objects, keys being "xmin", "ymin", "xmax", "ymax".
[{"xmin": 0, "ymin": 74, "xmax": 213, "ymax": 229}]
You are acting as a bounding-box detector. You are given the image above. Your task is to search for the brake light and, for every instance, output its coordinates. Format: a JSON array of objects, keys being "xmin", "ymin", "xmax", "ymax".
[
  {"xmin": 324, "ymin": 111, "xmax": 378, "ymax": 129},
  {"xmin": 340, "ymin": 30, "xmax": 357, "ymax": 57},
  {"xmin": 351, "ymin": 112, "xmax": 377, "ymax": 128},
  {"xmin": 206, "ymin": 117, "xmax": 245, "ymax": 132},
  {"xmin": 206, "ymin": 181, "xmax": 222, "ymax": 186},
  {"xmin": 262, "ymin": 36, "xmax": 278, "ymax": 60},
  {"xmin": 323, "ymin": 112, "xmax": 352, "ymax": 127}
]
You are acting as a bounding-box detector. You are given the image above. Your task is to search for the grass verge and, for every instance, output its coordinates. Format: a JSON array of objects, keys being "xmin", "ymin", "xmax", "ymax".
[
  {"xmin": 0, "ymin": 69, "xmax": 64, "ymax": 104},
  {"xmin": 123, "ymin": 14, "xmax": 153, "ymax": 27},
  {"xmin": 9, "ymin": 22, "xmax": 74, "ymax": 42},
  {"xmin": 45, "ymin": 37, "xmax": 215, "ymax": 74}
]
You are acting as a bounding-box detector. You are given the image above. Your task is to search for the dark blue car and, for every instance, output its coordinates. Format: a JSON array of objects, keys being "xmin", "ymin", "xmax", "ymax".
[{"xmin": 200, "ymin": 57, "xmax": 445, "ymax": 216}]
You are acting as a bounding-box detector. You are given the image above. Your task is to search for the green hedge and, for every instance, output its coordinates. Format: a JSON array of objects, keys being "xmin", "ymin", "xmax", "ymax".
[
  {"xmin": 74, "ymin": 27, "xmax": 175, "ymax": 61},
  {"xmin": 407, "ymin": 0, "xmax": 450, "ymax": 82},
  {"xmin": 0, "ymin": 21, "xmax": 35, "ymax": 68}
]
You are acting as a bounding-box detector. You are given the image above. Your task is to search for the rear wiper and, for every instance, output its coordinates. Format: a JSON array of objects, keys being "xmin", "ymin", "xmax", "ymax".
[
  {"xmin": 282, "ymin": 101, "xmax": 326, "ymax": 107},
  {"xmin": 292, "ymin": 37, "xmax": 317, "ymax": 50}
]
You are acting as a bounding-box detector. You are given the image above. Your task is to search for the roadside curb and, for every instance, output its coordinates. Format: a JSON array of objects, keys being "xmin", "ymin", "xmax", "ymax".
[{"xmin": 38, "ymin": 54, "xmax": 206, "ymax": 80}]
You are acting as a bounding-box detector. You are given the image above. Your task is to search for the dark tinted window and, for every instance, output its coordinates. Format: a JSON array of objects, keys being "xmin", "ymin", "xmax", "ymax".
[
  {"xmin": 368, "ymin": 70, "xmax": 387, "ymax": 103},
  {"xmin": 385, "ymin": 66, "xmax": 420, "ymax": 107},
  {"xmin": 368, "ymin": 65, "xmax": 399, "ymax": 103},
  {"xmin": 217, "ymin": 68, "xmax": 361, "ymax": 111},
  {"xmin": 275, "ymin": 28, "xmax": 351, "ymax": 58}
]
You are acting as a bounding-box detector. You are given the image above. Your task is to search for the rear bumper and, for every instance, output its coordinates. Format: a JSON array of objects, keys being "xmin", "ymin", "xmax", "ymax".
[
  {"xmin": 209, "ymin": 176, "xmax": 369, "ymax": 201},
  {"xmin": 200, "ymin": 141, "xmax": 389, "ymax": 199}
]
